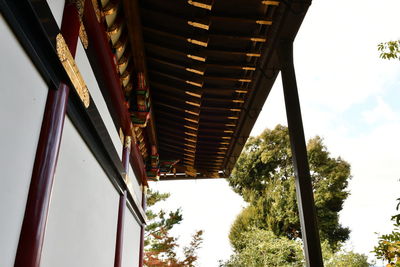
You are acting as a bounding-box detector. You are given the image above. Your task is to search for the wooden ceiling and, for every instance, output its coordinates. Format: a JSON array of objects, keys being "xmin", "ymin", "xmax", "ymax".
[
  {"xmin": 114, "ymin": 0, "xmax": 311, "ymax": 179},
  {"xmin": 138, "ymin": 0, "xmax": 279, "ymax": 178}
]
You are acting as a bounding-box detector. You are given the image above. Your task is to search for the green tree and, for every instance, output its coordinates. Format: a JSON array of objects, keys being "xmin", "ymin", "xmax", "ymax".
[
  {"xmin": 378, "ymin": 40, "xmax": 400, "ymax": 60},
  {"xmin": 229, "ymin": 125, "xmax": 351, "ymax": 250},
  {"xmin": 144, "ymin": 189, "xmax": 203, "ymax": 267},
  {"xmin": 220, "ymin": 228, "xmax": 370, "ymax": 267},
  {"xmin": 221, "ymin": 228, "xmax": 304, "ymax": 267},
  {"xmin": 372, "ymin": 198, "xmax": 400, "ymax": 267}
]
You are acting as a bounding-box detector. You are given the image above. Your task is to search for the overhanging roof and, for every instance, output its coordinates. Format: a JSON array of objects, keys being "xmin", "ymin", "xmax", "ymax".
[{"xmin": 121, "ymin": 0, "xmax": 312, "ymax": 179}]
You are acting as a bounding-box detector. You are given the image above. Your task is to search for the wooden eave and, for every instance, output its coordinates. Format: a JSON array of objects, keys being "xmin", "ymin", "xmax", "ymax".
[{"xmin": 121, "ymin": 0, "xmax": 311, "ymax": 179}]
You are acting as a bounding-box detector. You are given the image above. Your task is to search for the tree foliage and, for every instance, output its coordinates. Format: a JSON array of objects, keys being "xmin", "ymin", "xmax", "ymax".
[
  {"xmin": 221, "ymin": 228, "xmax": 370, "ymax": 267},
  {"xmin": 372, "ymin": 198, "xmax": 400, "ymax": 267},
  {"xmin": 378, "ymin": 40, "xmax": 400, "ymax": 60},
  {"xmin": 144, "ymin": 189, "xmax": 203, "ymax": 267},
  {"xmin": 229, "ymin": 125, "xmax": 351, "ymax": 250}
]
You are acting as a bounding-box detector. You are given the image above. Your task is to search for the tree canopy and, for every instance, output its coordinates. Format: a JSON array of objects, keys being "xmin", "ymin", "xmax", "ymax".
[
  {"xmin": 144, "ymin": 189, "xmax": 203, "ymax": 267},
  {"xmin": 228, "ymin": 125, "xmax": 351, "ymax": 250},
  {"xmin": 378, "ymin": 40, "xmax": 400, "ymax": 60},
  {"xmin": 220, "ymin": 228, "xmax": 370, "ymax": 267}
]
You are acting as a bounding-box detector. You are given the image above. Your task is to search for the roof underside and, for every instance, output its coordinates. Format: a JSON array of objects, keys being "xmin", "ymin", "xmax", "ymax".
[{"xmin": 120, "ymin": 0, "xmax": 311, "ymax": 179}]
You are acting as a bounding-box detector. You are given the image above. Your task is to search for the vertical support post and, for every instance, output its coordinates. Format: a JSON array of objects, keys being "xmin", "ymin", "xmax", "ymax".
[
  {"xmin": 138, "ymin": 186, "xmax": 147, "ymax": 267},
  {"xmin": 14, "ymin": 84, "xmax": 69, "ymax": 267},
  {"xmin": 114, "ymin": 136, "xmax": 131, "ymax": 267},
  {"xmin": 14, "ymin": 3, "xmax": 80, "ymax": 266},
  {"xmin": 278, "ymin": 39, "xmax": 323, "ymax": 267}
]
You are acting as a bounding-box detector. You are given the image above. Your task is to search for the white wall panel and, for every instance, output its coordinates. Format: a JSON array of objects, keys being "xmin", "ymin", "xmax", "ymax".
[
  {"xmin": 129, "ymin": 165, "xmax": 142, "ymax": 206},
  {"xmin": 41, "ymin": 118, "xmax": 119, "ymax": 267},
  {"xmin": 46, "ymin": 0, "xmax": 65, "ymax": 28},
  {"xmin": 122, "ymin": 210, "xmax": 142, "ymax": 267},
  {"xmin": 0, "ymin": 15, "xmax": 48, "ymax": 267},
  {"xmin": 75, "ymin": 41, "xmax": 123, "ymax": 160}
]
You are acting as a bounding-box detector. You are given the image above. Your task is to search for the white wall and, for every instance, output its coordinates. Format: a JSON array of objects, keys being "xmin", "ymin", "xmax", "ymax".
[
  {"xmin": 46, "ymin": 0, "xmax": 65, "ymax": 28},
  {"xmin": 0, "ymin": 14, "xmax": 49, "ymax": 267},
  {"xmin": 122, "ymin": 209, "xmax": 142, "ymax": 267},
  {"xmin": 41, "ymin": 117, "xmax": 120, "ymax": 267},
  {"xmin": 129, "ymin": 165, "xmax": 143, "ymax": 206},
  {"xmin": 75, "ymin": 41, "xmax": 124, "ymax": 160}
]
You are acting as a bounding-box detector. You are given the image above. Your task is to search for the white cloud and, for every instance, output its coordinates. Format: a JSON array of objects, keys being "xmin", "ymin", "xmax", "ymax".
[{"xmin": 363, "ymin": 97, "xmax": 399, "ymax": 124}]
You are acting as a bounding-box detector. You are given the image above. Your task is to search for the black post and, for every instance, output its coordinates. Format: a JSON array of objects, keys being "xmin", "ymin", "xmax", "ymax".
[{"xmin": 278, "ymin": 39, "xmax": 323, "ymax": 267}]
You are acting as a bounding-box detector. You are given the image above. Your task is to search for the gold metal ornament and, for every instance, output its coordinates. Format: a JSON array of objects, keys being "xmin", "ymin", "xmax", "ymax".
[
  {"xmin": 56, "ymin": 34, "xmax": 90, "ymax": 108},
  {"xmin": 124, "ymin": 136, "xmax": 132, "ymax": 149}
]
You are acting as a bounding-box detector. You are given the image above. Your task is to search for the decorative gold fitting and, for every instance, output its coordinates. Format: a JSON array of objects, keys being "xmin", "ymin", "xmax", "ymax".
[
  {"xmin": 120, "ymin": 71, "xmax": 130, "ymax": 86},
  {"xmin": 184, "ymin": 148, "xmax": 196, "ymax": 153},
  {"xmin": 185, "ymin": 131, "xmax": 197, "ymax": 137},
  {"xmin": 230, "ymin": 108, "xmax": 241, "ymax": 112},
  {"xmin": 184, "ymin": 125, "xmax": 198, "ymax": 131},
  {"xmin": 185, "ymin": 109, "xmax": 200, "ymax": 116},
  {"xmin": 186, "ymin": 68, "xmax": 205, "ymax": 75},
  {"xmin": 224, "ymin": 130, "xmax": 234, "ymax": 133},
  {"xmin": 56, "ymin": 34, "xmax": 90, "ymax": 108},
  {"xmin": 118, "ymin": 59, "xmax": 129, "ymax": 74},
  {"xmin": 124, "ymin": 136, "xmax": 132, "ymax": 149},
  {"xmin": 79, "ymin": 24, "xmax": 89, "ymax": 49},
  {"xmin": 187, "ymin": 54, "xmax": 206, "ymax": 62},
  {"xmin": 188, "ymin": 21, "xmax": 210, "ymax": 30},
  {"xmin": 246, "ymin": 53, "xmax": 261, "ymax": 57},
  {"xmin": 256, "ymin": 20, "xmax": 273, "ymax": 25},
  {"xmin": 239, "ymin": 79, "xmax": 252, "ymax": 82},
  {"xmin": 124, "ymin": 83, "xmax": 133, "ymax": 96},
  {"xmin": 235, "ymin": 90, "xmax": 248, "ymax": 93},
  {"xmin": 107, "ymin": 21, "xmax": 122, "ymax": 36},
  {"xmin": 228, "ymin": 116, "xmax": 239, "ymax": 119},
  {"xmin": 185, "ymin": 100, "xmax": 201, "ymax": 107},
  {"xmin": 103, "ymin": 1, "xmax": 118, "ymax": 16},
  {"xmin": 262, "ymin": 1, "xmax": 280, "ymax": 6},
  {"xmin": 91, "ymin": 0, "xmax": 102, "ymax": 22},
  {"xmin": 250, "ymin": 37, "xmax": 266, "ymax": 42},
  {"xmin": 185, "ymin": 143, "xmax": 196, "ymax": 149},
  {"xmin": 185, "ymin": 117, "xmax": 199, "ymax": 124},
  {"xmin": 185, "ymin": 80, "xmax": 203, "ymax": 88},
  {"xmin": 232, "ymin": 99, "xmax": 245, "ymax": 103},
  {"xmin": 187, "ymin": 38, "xmax": 208, "ymax": 47},
  {"xmin": 242, "ymin": 66, "xmax": 256, "ymax": 71},
  {"xmin": 185, "ymin": 137, "xmax": 197, "ymax": 143},
  {"xmin": 185, "ymin": 91, "xmax": 202, "ymax": 98},
  {"xmin": 119, "ymin": 128, "xmax": 124, "ymax": 144},
  {"xmin": 188, "ymin": 0, "xmax": 212, "ymax": 10}
]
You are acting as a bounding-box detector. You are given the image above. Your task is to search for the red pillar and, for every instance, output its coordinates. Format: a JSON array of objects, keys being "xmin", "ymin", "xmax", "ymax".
[
  {"xmin": 138, "ymin": 186, "xmax": 147, "ymax": 267},
  {"xmin": 114, "ymin": 136, "xmax": 131, "ymax": 267},
  {"xmin": 14, "ymin": 3, "xmax": 80, "ymax": 267}
]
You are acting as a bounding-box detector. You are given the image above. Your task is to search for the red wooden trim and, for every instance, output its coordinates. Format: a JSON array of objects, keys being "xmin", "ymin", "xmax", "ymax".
[
  {"xmin": 83, "ymin": 0, "xmax": 149, "ymax": 186},
  {"xmin": 14, "ymin": 4, "xmax": 80, "ymax": 266},
  {"xmin": 114, "ymin": 142, "xmax": 130, "ymax": 267},
  {"xmin": 60, "ymin": 2, "xmax": 80, "ymax": 57},
  {"xmin": 138, "ymin": 188, "xmax": 147, "ymax": 267},
  {"xmin": 114, "ymin": 192, "xmax": 127, "ymax": 267},
  {"xmin": 14, "ymin": 83, "xmax": 69, "ymax": 267},
  {"xmin": 82, "ymin": 0, "xmax": 130, "ymax": 133}
]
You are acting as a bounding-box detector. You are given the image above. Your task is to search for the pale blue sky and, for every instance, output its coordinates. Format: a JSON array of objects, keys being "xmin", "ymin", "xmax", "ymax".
[{"xmin": 151, "ymin": 0, "xmax": 400, "ymax": 266}]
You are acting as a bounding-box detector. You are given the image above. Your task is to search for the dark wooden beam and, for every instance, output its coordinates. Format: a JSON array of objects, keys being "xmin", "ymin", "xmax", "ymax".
[{"xmin": 278, "ymin": 40, "xmax": 323, "ymax": 267}]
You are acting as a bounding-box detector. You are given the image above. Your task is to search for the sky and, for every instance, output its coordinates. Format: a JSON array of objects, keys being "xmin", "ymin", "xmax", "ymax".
[{"xmin": 150, "ymin": 0, "xmax": 400, "ymax": 266}]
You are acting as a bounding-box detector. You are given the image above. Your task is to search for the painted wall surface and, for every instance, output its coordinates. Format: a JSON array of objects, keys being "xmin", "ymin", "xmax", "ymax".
[
  {"xmin": 129, "ymin": 165, "xmax": 143, "ymax": 206},
  {"xmin": 75, "ymin": 42, "xmax": 124, "ymax": 160},
  {"xmin": 46, "ymin": 0, "xmax": 65, "ymax": 28},
  {"xmin": 122, "ymin": 209, "xmax": 142, "ymax": 267},
  {"xmin": 41, "ymin": 117, "xmax": 119, "ymax": 267},
  {"xmin": 0, "ymin": 15, "xmax": 49, "ymax": 267}
]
